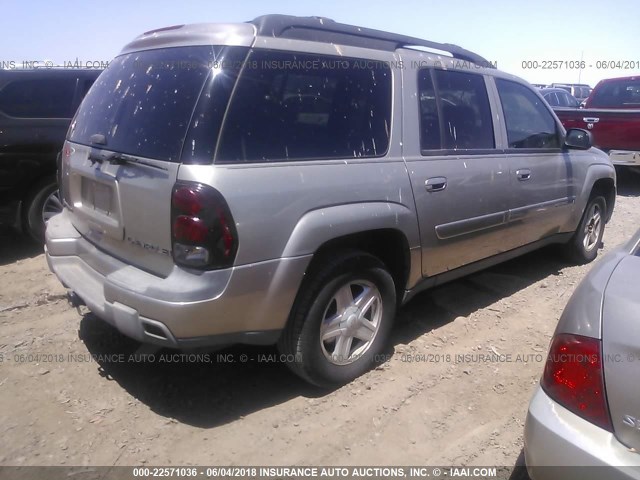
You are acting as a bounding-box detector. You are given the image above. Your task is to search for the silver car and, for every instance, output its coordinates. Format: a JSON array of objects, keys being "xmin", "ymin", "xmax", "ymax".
[
  {"xmin": 46, "ymin": 15, "xmax": 616, "ymax": 387},
  {"xmin": 525, "ymin": 229, "xmax": 640, "ymax": 478}
]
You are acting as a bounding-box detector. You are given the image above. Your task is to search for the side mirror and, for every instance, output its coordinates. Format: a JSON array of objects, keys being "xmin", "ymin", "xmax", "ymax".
[{"xmin": 564, "ymin": 128, "xmax": 592, "ymax": 150}]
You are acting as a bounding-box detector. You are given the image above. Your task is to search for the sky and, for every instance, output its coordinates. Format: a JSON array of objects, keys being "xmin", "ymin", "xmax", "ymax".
[{"xmin": 2, "ymin": 0, "xmax": 639, "ymax": 88}]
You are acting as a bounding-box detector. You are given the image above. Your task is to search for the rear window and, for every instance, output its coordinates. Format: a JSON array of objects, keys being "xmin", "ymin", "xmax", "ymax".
[
  {"xmin": 0, "ymin": 77, "xmax": 76, "ymax": 118},
  {"xmin": 589, "ymin": 80, "xmax": 640, "ymax": 108},
  {"xmin": 417, "ymin": 69, "xmax": 495, "ymax": 151},
  {"xmin": 69, "ymin": 46, "xmax": 235, "ymax": 162},
  {"xmin": 215, "ymin": 50, "xmax": 392, "ymax": 163}
]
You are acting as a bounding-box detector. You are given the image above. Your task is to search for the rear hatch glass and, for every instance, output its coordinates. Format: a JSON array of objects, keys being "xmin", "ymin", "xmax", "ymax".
[
  {"xmin": 69, "ymin": 46, "xmax": 226, "ymax": 162},
  {"xmin": 63, "ymin": 46, "xmax": 245, "ymax": 276}
]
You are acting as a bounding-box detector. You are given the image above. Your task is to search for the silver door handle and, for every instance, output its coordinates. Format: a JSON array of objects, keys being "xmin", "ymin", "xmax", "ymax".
[
  {"xmin": 425, "ymin": 177, "xmax": 447, "ymax": 192},
  {"xmin": 516, "ymin": 169, "xmax": 531, "ymax": 181},
  {"xmin": 583, "ymin": 117, "xmax": 600, "ymax": 123}
]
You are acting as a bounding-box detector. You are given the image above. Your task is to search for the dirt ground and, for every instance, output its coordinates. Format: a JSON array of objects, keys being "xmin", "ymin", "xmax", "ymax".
[{"xmin": 1, "ymin": 173, "xmax": 639, "ymax": 471}]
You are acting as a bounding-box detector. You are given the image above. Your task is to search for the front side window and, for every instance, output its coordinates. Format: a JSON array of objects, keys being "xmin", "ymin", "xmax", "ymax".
[
  {"xmin": 0, "ymin": 78, "xmax": 76, "ymax": 118},
  {"xmin": 216, "ymin": 50, "xmax": 392, "ymax": 163},
  {"xmin": 417, "ymin": 69, "xmax": 494, "ymax": 151},
  {"xmin": 496, "ymin": 79, "xmax": 560, "ymax": 149}
]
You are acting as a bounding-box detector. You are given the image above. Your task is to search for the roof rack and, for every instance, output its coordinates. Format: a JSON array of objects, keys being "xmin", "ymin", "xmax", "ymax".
[{"xmin": 250, "ymin": 14, "xmax": 492, "ymax": 67}]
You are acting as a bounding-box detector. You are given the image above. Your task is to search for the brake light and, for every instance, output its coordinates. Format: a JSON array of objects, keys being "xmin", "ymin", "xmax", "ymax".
[
  {"xmin": 171, "ymin": 182, "xmax": 238, "ymax": 269},
  {"xmin": 541, "ymin": 334, "xmax": 613, "ymax": 431}
]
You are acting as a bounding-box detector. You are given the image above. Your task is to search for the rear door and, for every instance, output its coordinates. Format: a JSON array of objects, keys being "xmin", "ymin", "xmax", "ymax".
[
  {"xmin": 62, "ymin": 46, "xmax": 243, "ymax": 277},
  {"xmin": 403, "ymin": 64, "xmax": 512, "ymax": 277},
  {"xmin": 494, "ymin": 78, "xmax": 576, "ymax": 246}
]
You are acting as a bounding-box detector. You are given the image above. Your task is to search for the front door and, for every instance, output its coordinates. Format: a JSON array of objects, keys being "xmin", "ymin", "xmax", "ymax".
[{"xmin": 494, "ymin": 79, "xmax": 575, "ymax": 246}]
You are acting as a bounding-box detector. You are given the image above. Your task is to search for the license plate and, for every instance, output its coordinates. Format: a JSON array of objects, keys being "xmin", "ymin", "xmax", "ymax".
[{"xmin": 82, "ymin": 178, "xmax": 114, "ymax": 215}]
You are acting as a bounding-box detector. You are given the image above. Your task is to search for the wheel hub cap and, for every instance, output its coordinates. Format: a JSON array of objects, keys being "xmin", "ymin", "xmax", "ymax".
[
  {"xmin": 319, "ymin": 280, "xmax": 383, "ymax": 366},
  {"xmin": 583, "ymin": 204, "xmax": 602, "ymax": 252}
]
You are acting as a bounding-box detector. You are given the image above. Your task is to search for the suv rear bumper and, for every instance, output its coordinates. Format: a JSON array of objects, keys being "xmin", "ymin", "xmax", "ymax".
[{"xmin": 45, "ymin": 210, "xmax": 310, "ymax": 348}]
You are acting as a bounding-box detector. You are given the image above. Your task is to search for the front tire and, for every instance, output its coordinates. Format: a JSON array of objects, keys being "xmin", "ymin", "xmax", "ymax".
[
  {"xmin": 565, "ymin": 195, "xmax": 606, "ymax": 264},
  {"xmin": 278, "ymin": 250, "xmax": 396, "ymax": 387}
]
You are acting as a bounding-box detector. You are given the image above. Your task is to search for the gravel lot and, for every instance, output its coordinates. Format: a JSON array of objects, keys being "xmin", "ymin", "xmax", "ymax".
[{"xmin": 1, "ymin": 172, "xmax": 639, "ymax": 471}]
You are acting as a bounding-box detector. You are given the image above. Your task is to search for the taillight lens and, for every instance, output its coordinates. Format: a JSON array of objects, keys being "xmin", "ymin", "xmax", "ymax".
[
  {"xmin": 171, "ymin": 182, "xmax": 238, "ymax": 269},
  {"xmin": 541, "ymin": 334, "xmax": 613, "ymax": 431}
]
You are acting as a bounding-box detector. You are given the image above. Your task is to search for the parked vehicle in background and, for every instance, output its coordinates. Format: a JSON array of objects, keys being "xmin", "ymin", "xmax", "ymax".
[
  {"xmin": 540, "ymin": 88, "xmax": 581, "ymax": 108},
  {"xmin": 0, "ymin": 68, "xmax": 101, "ymax": 241},
  {"xmin": 46, "ymin": 15, "xmax": 616, "ymax": 387},
  {"xmin": 525, "ymin": 229, "xmax": 640, "ymax": 479},
  {"xmin": 554, "ymin": 76, "xmax": 640, "ymax": 172},
  {"xmin": 531, "ymin": 83, "xmax": 548, "ymax": 89},
  {"xmin": 551, "ymin": 83, "xmax": 592, "ymax": 103}
]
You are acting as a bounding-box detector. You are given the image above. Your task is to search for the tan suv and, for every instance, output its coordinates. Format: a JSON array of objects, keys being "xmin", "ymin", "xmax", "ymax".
[{"xmin": 46, "ymin": 15, "xmax": 616, "ymax": 386}]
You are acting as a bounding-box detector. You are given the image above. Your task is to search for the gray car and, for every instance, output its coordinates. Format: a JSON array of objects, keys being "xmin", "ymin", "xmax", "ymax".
[
  {"xmin": 45, "ymin": 15, "xmax": 616, "ymax": 387},
  {"xmin": 525, "ymin": 230, "xmax": 640, "ymax": 478},
  {"xmin": 540, "ymin": 87, "xmax": 581, "ymax": 109}
]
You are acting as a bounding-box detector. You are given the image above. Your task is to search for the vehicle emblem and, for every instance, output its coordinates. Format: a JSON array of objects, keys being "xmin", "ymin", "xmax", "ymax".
[{"xmin": 583, "ymin": 117, "xmax": 599, "ymax": 130}]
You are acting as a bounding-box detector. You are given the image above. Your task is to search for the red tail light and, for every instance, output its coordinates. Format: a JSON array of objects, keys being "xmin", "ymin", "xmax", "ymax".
[
  {"xmin": 171, "ymin": 182, "xmax": 238, "ymax": 269},
  {"xmin": 541, "ymin": 334, "xmax": 613, "ymax": 431}
]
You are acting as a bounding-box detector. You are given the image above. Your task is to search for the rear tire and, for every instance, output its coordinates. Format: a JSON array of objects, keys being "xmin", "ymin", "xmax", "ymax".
[
  {"xmin": 278, "ymin": 250, "xmax": 396, "ymax": 387},
  {"xmin": 565, "ymin": 195, "xmax": 606, "ymax": 264},
  {"xmin": 23, "ymin": 176, "xmax": 62, "ymax": 243}
]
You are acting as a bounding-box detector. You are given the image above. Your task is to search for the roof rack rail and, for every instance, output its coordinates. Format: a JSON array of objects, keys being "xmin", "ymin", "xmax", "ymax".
[{"xmin": 250, "ymin": 14, "xmax": 493, "ymax": 67}]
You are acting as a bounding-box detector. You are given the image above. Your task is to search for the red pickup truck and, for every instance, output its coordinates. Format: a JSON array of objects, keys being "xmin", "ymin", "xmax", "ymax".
[{"xmin": 553, "ymin": 76, "xmax": 640, "ymax": 170}]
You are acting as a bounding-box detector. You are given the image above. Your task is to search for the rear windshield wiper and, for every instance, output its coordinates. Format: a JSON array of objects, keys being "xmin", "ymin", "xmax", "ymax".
[{"xmin": 88, "ymin": 150, "xmax": 167, "ymax": 171}]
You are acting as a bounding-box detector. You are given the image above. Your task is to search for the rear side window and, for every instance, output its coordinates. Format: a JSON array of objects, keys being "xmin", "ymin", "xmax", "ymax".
[
  {"xmin": 69, "ymin": 46, "xmax": 233, "ymax": 162},
  {"xmin": 417, "ymin": 70, "xmax": 441, "ymax": 150},
  {"xmin": 417, "ymin": 69, "xmax": 494, "ymax": 151},
  {"xmin": 589, "ymin": 80, "xmax": 640, "ymax": 108},
  {"xmin": 496, "ymin": 79, "xmax": 560, "ymax": 149},
  {"xmin": 216, "ymin": 50, "xmax": 392, "ymax": 163},
  {"xmin": 0, "ymin": 78, "xmax": 76, "ymax": 118}
]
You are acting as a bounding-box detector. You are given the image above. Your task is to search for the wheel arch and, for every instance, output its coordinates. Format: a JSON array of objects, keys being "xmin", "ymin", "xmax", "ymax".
[
  {"xmin": 281, "ymin": 202, "xmax": 421, "ymax": 298},
  {"xmin": 564, "ymin": 164, "xmax": 616, "ymax": 232}
]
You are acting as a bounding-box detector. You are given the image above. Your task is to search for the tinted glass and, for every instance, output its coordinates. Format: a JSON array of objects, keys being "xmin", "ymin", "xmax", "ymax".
[
  {"xmin": 589, "ymin": 80, "xmax": 640, "ymax": 108},
  {"xmin": 417, "ymin": 70, "xmax": 441, "ymax": 150},
  {"xmin": 434, "ymin": 70, "xmax": 494, "ymax": 150},
  {"xmin": 496, "ymin": 79, "xmax": 560, "ymax": 149},
  {"xmin": 79, "ymin": 77, "xmax": 97, "ymax": 98},
  {"xmin": 216, "ymin": 50, "xmax": 392, "ymax": 163},
  {"xmin": 0, "ymin": 78, "xmax": 76, "ymax": 118},
  {"xmin": 543, "ymin": 92, "xmax": 559, "ymax": 106},
  {"xmin": 69, "ymin": 46, "xmax": 225, "ymax": 162},
  {"xmin": 564, "ymin": 93, "xmax": 580, "ymax": 107}
]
